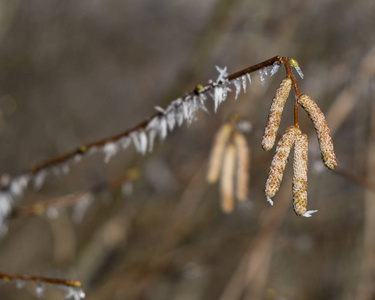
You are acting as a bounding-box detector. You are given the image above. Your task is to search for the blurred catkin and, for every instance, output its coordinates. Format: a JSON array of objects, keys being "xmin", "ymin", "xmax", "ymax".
[
  {"xmin": 265, "ymin": 125, "xmax": 301, "ymax": 201},
  {"xmin": 262, "ymin": 77, "xmax": 292, "ymax": 151},
  {"xmin": 207, "ymin": 123, "xmax": 233, "ymax": 183},
  {"xmin": 298, "ymin": 94, "xmax": 338, "ymax": 169},
  {"xmin": 220, "ymin": 143, "xmax": 236, "ymax": 213},
  {"xmin": 293, "ymin": 133, "xmax": 308, "ymax": 216},
  {"xmin": 233, "ymin": 132, "xmax": 249, "ymax": 201}
]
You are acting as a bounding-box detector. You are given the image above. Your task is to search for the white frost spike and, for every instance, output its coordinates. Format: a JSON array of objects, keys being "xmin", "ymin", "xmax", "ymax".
[
  {"xmin": 241, "ymin": 75, "xmax": 247, "ymax": 93},
  {"xmin": 216, "ymin": 66, "xmax": 228, "ymax": 82},
  {"xmin": 182, "ymin": 100, "xmax": 191, "ymax": 121},
  {"xmin": 266, "ymin": 196, "xmax": 274, "ymax": 206},
  {"xmin": 175, "ymin": 106, "xmax": 184, "ymax": 127},
  {"xmin": 148, "ymin": 129, "xmax": 157, "ymax": 152},
  {"xmin": 61, "ymin": 164, "xmax": 70, "ymax": 175},
  {"xmin": 270, "ymin": 62, "xmax": 281, "ymax": 77},
  {"xmin": 0, "ymin": 192, "xmax": 13, "ymax": 234},
  {"xmin": 158, "ymin": 117, "xmax": 168, "ymax": 141},
  {"xmin": 246, "ymin": 73, "xmax": 252, "ymax": 85},
  {"xmin": 294, "ymin": 65, "xmax": 304, "ymax": 79},
  {"xmin": 138, "ymin": 130, "xmax": 148, "ymax": 154},
  {"xmin": 259, "ymin": 69, "xmax": 266, "ymax": 85},
  {"xmin": 16, "ymin": 279, "xmax": 25, "ymax": 289},
  {"xmin": 130, "ymin": 131, "xmax": 142, "ymax": 153},
  {"xmin": 154, "ymin": 106, "xmax": 166, "ymax": 114},
  {"xmin": 10, "ymin": 176, "xmax": 29, "ymax": 198},
  {"xmin": 46, "ymin": 206, "xmax": 59, "ymax": 219},
  {"xmin": 302, "ymin": 210, "xmax": 318, "ymax": 218},
  {"xmin": 214, "ymin": 86, "xmax": 224, "ymax": 112},
  {"xmin": 119, "ymin": 137, "xmax": 131, "ymax": 150},
  {"xmin": 103, "ymin": 142, "xmax": 119, "ymax": 163},
  {"xmin": 62, "ymin": 286, "xmax": 86, "ymax": 300},
  {"xmin": 166, "ymin": 109, "xmax": 176, "ymax": 131},
  {"xmin": 33, "ymin": 170, "xmax": 47, "ymax": 190},
  {"xmin": 233, "ymin": 78, "xmax": 241, "ymax": 100},
  {"xmin": 35, "ymin": 282, "xmax": 45, "ymax": 299}
]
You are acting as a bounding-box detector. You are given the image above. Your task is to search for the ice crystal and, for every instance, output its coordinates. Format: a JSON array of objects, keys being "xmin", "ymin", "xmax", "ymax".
[
  {"xmin": 241, "ymin": 75, "xmax": 247, "ymax": 93},
  {"xmin": 61, "ymin": 164, "xmax": 70, "ymax": 175},
  {"xmin": 270, "ymin": 62, "xmax": 281, "ymax": 77},
  {"xmin": 138, "ymin": 130, "xmax": 148, "ymax": 154},
  {"xmin": 10, "ymin": 176, "xmax": 29, "ymax": 198},
  {"xmin": 233, "ymin": 78, "xmax": 241, "ymax": 100},
  {"xmin": 216, "ymin": 66, "xmax": 228, "ymax": 82},
  {"xmin": 246, "ymin": 73, "xmax": 252, "ymax": 85},
  {"xmin": 213, "ymin": 86, "xmax": 224, "ymax": 112},
  {"xmin": 119, "ymin": 136, "xmax": 131, "ymax": 150},
  {"xmin": 0, "ymin": 192, "xmax": 12, "ymax": 234},
  {"xmin": 259, "ymin": 68, "xmax": 266, "ymax": 85},
  {"xmin": 302, "ymin": 210, "xmax": 318, "ymax": 218},
  {"xmin": 158, "ymin": 116, "xmax": 168, "ymax": 141},
  {"xmin": 294, "ymin": 65, "xmax": 304, "ymax": 79},
  {"xmin": 266, "ymin": 196, "xmax": 274, "ymax": 206},
  {"xmin": 61, "ymin": 286, "xmax": 85, "ymax": 300},
  {"xmin": 147, "ymin": 129, "xmax": 157, "ymax": 152},
  {"xmin": 35, "ymin": 282, "xmax": 45, "ymax": 298},
  {"xmin": 15, "ymin": 279, "xmax": 26, "ymax": 289},
  {"xmin": 154, "ymin": 106, "xmax": 166, "ymax": 114},
  {"xmin": 175, "ymin": 105, "xmax": 184, "ymax": 127},
  {"xmin": 73, "ymin": 154, "xmax": 83, "ymax": 163},
  {"xmin": 103, "ymin": 142, "xmax": 119, "ymax": 163},
  {"xmin": 166, "ymin": 108, "xmax": 176, "ymax": 131},
  {"xmin": 33, "ymin": 170, "xmax": 47, "ymax": 191}
]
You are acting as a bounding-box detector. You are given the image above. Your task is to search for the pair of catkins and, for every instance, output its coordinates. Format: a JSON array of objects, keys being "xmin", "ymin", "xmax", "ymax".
[{"xmin": 263, "ymin": 77, "xmax": 337, "ymax": 217}]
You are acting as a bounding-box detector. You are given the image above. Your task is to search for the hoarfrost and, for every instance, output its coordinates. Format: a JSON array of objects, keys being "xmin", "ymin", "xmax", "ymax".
[
  {"xmin": 103, "ymin": 142, "xmax": 119, "ymax": 163},
  {"xmin": 33, "ymin": 170, "xmax": 47, "ymax": 191},
  {"xmin": 270, "ymin": 62, "xmax": 281, "ymax": 77},
  {"xmin": 241, "ymin": 75, "xmax": 247, "ymax": 93},
  {"xmin": 233, "ymin": 78, "xmax": 241, "ymax": 100}
]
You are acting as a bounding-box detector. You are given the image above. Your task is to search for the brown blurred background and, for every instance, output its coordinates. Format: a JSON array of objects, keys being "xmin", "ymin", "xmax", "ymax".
[{"xmin": 0, "ymin": 0, "xmax": 375, "ymax": 299}]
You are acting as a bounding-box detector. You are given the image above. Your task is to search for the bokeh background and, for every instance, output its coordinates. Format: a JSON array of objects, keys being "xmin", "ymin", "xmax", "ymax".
[{"xmin": 0, "ymin": 0, "xmax": 375, "ymax": 299}]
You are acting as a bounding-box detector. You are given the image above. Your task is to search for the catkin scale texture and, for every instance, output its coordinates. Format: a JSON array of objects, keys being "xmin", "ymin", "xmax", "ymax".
[
  {"xmin": 293, "ymin": 133, "xmax": 308, "ymax": 216},
  {"xmin": 262, "ymin": 77, "xmax": 292, "ymax": 151},
  {"xmin": 265, "ymin": 125, "xmax": 300, "ymax": 199},
  {"xmin": 220, "ymin": 144, "xmax": 236, "ymax": 213},
  {"xmin": 233, "ymin": 132, "xmax": 249, "ymax": 201},
  {"xmin": 207, "ymin": 123, "xmax": 232, "ymax": 183},
  {"xmin": 298, "ymin": 94, "xmax": 337, "ymax": 169}
]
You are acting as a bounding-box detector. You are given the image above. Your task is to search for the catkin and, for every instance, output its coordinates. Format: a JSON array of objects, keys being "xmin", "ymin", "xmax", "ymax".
[
  {"xmin": 262, "ymin": 77, "xmax": 292, "ymax": 151},
  {"xmin": 233, "ymin": 132, "xmax": 249, "ymax": 201},
  {"xmin": 298, "ymin": 94, "xmax": 337, "ymax": 170},
  {"xmin": 293, "ymin": 133, "xmax": 308, "ymax": 216},
  {"xmin": 207, "ymin": 123, "xmax": 233, "ymax": 183},
  {"xmin": 265, "ymin": 125, "xmax": 301, "ymax": 200},
  {"xmin": 220, "ymin": 143, "xmax": 236, "ymax": 213}
]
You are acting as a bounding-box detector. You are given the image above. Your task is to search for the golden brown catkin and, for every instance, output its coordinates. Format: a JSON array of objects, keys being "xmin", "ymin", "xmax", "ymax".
[
  {"xmin": 233, "ymin": 132, "xmax": 249, "ymax": 201},
  {"xmin": 293, "ymin": 133, "xmax": 308, "ymax": 216},
  {"xmin": 207, "ymin": 123, "xmax": 233, "ymax": 183},
  {"xmin": 220, "ymin": 143, "xmax": 236, "ymax": 213},
  {"xmin": 265, "ymin": 125, "xmax": 301, "ymax": 203},
  {"xmin": 262, "ymin": 77, "xmax": 292, "ymax": 151},
  {"xmin": 297, "ymin": 94, "xmax": 338, "ymax": 169}
]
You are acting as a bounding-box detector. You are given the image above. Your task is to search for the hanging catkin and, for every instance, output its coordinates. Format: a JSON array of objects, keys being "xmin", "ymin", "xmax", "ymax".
[
  {"xmin": 207, "ymin": 123, "xmax": 233, "ymax": 183},
  {"xmin": 265, "ymin": 125, "xmax": 301, "ymax": 203},
  {"xmin": 233, "ymin": 132, "xmax": 249, "ymax": 201},
  {"xmin": 298, "ymin": 94, "xmax": 337, "ymax": 170},
  {"xmin": 293, "ymin": 132, "xmax": 308, "ymax": 216},
  {"xmin": 220, "ymin": 143, "xmax": 236, "ymax": 213},
  {"xmin": 262, "ymin": 77, "xmax": 292, "ymax": 151}
]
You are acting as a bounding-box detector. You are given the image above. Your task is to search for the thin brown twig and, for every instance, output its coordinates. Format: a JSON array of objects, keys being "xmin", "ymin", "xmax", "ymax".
[
  {"xmin": 10, "ymin": 169, "xmax": 139, "ymax": 219},
  {"xmin": 1, "ymin": 56, "xmax": 286, "ymax": 183},
  {"xmin": 0, "ymin": 271, "xmax": 82, "ymax": 287}
]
